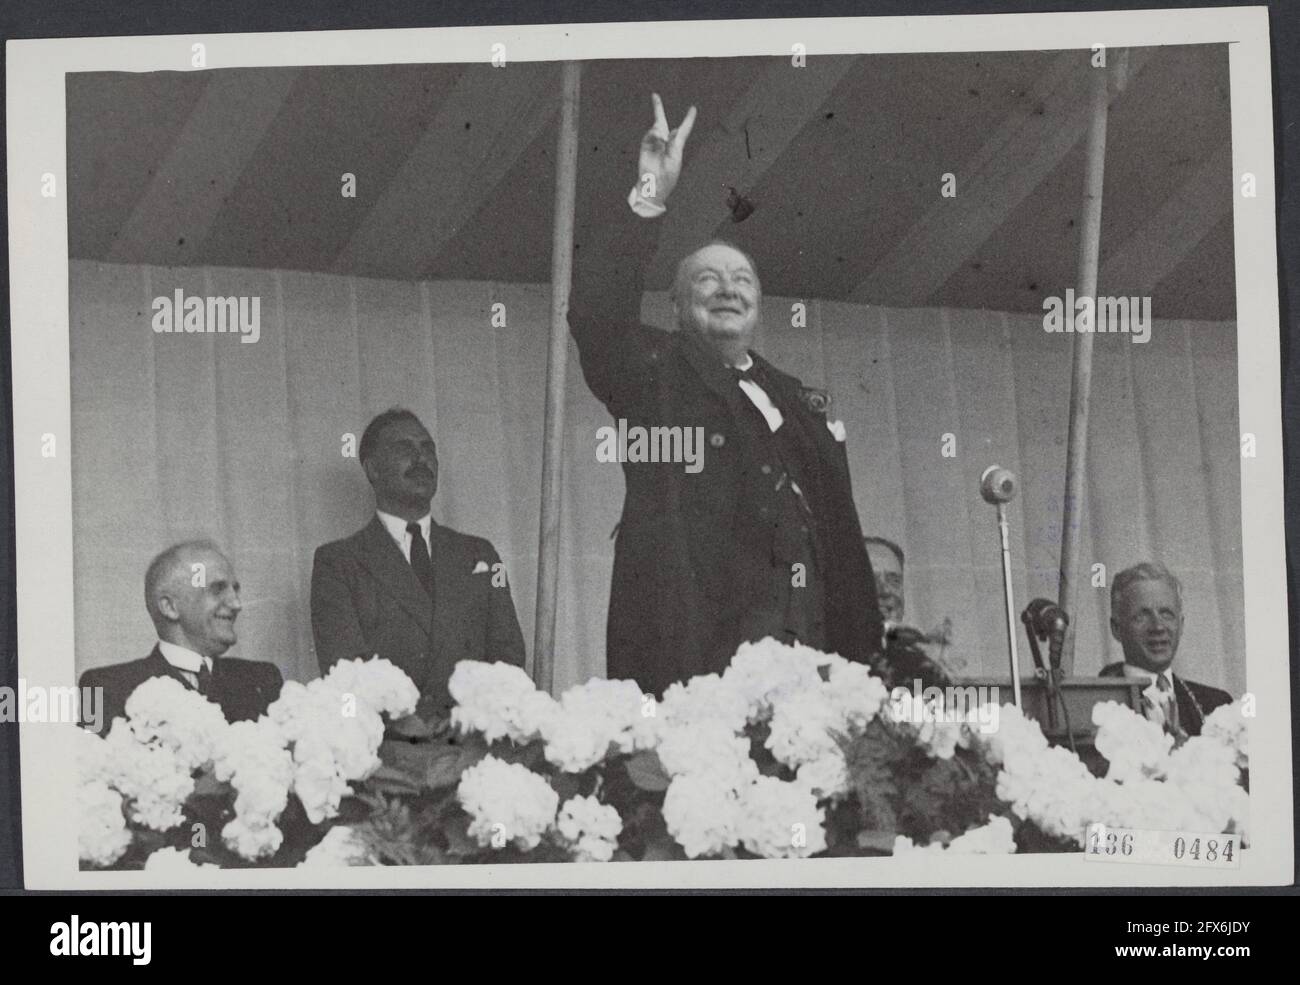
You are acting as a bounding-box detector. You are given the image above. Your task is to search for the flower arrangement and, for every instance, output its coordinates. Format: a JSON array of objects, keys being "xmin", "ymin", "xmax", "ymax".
[{"xmin": 79, "ymin": 641, "xmax": 1250, "ymax": 868}]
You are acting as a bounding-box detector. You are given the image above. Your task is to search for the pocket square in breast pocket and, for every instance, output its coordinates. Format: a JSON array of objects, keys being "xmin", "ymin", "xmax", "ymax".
[{"xmin": 472, "ymin": 561, "xmax": 491, "ymax": 574}]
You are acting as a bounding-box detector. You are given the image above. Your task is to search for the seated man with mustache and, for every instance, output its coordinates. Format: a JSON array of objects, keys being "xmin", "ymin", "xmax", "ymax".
[
  {"xmin": 79, "ymin": 540, "xmax": 283, "ymax": 732},
  {"xmin": 1099, "ymin": 561, "xmax": 1233, "ymax": 738},
  {"xmin": 311, "ymin": 408, "xmax": 526, "ymax": 720}
]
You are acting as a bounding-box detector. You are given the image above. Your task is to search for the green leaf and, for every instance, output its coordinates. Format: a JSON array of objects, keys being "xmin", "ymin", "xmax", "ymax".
[
  {"xmin": 490, "ymin": 739, "xmax": 545, "ymax": 770},
  {"xmin": 625, "ymin": 751, "xmax": 672, "ymax": 792},
  {"xmin": 443, "ymin": 811, "xmax": 482, "ymax": 858},
  {"xmin": 387, "ymin": 714, "xmax": 439, "ymax": 740},
  {"xmin": 640, "ymin": 835, "xmax": 684, "ymax": 861},
  {"xmin": 425, "ymin": 743, "xmax": 487, "ymax": 790},
  {"xmin": 190, "ymin": 768, "xmax": 231, "ymax": 799},
  {"xmin": 365, "ymin": 765, "xmax": 422, "ymax": 797}
]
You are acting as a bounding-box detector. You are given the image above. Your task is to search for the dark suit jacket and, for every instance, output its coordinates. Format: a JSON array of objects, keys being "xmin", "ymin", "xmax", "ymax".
[
  {"xmin": 569, "ymin": 203, "xmax": 883, "ymax": 695},
  {"xmin": 1099, "ymin": 661, "xmax": 1233, "ymax": 737},
  {"xmin": 79, "ymin": 645, "xmax": 283, "ymax": 734},
  {"xmin": 311, "ymin": 516, "xmax": 526, "ymax": 718}
]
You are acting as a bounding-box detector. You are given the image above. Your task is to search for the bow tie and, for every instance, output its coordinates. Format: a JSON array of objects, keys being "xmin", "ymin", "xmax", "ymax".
[{"xmin": 731, "ymin": 363, "xmax": 761, "ymax": 384}]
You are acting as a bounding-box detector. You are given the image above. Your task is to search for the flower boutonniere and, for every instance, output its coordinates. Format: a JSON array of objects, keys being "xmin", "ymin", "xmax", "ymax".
[{"xmin": 798, "ymin": 386, "xmax": 830, "ymax": 415}]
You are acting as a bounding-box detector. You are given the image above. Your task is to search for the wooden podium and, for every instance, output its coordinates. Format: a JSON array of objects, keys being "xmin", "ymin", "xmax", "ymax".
[{"xmin": 954, "ymin": 675, "xmax": 1145, "ymax": 774}]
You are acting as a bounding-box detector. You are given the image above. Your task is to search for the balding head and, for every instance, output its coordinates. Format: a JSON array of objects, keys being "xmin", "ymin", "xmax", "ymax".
[{"xmin": 144, "ymin": 540, "xmax": 243, "ymax": 657}]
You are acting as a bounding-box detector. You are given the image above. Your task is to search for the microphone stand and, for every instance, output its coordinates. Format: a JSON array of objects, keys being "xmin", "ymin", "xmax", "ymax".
[{"xmin": 995, "ymin": 500, "xmax": 1023, "ymax": 711}]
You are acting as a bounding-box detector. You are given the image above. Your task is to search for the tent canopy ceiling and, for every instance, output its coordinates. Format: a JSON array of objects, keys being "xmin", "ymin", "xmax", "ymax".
[{"xmin": 67, "ymin": 45, "xmax": 1233, "ymax": 318}]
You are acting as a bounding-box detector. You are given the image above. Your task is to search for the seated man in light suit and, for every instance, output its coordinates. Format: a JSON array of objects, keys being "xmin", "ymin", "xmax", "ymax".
[
  {"xmin": 79, "ymin": 540, "xmax": 283, "ymax": 732},
  {"xmin": 311, "ymin": 409, "xmax": 526, "ymax": 719},
  {"xmin": 1099, "ymin": 561, "xmax": 1233, "ymax": 738}
]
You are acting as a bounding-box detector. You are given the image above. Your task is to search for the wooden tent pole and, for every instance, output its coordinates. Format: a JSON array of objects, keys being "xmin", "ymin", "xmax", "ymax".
[
  {"xmin": 1057, "ymin": 55, "xmax": 1114, "ymax": 675},
  {"xmin": 532, "ymin": 61, "xmax": 581, "ymax": 695}
]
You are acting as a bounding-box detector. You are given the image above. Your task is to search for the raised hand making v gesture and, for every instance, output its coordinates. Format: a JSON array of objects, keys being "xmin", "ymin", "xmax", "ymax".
[{"xmin": 637, "ymin": 92, "xmax": 697, "ymax": 207}]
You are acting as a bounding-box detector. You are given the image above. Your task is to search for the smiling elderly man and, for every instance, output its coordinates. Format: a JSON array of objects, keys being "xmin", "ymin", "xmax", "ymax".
[
  {"xmin": 1099, "ymin": 562, "xmax": 1233, "ymax": 737},
  {"xmin": 311, "ymin": 409, "xmax": 525, "ymax": 719},
  {"xmin": 569, "ymin": 94, "xmax": 883, "ymax": 694},
  {"xmin": 79, "ymin": 540, "xmax": 283, "ymax": 731}
]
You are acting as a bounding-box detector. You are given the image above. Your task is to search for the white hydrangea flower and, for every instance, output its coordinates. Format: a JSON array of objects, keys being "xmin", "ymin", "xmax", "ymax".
[
  {"xmin": 78, "ymin": 779, "xmax": 131, "ymax": 867},
  {"xmin": 299, "ymin": 825, "xmax": 375, "ymax": 867},
  {"xmin": 322, "ymin": 657, "xmax": 420, "ymax": 719},
  {"xmin": 662, "ymin": 774, "xmax": 742, "ymax": 859},
  {"xmin": 996, "ymin": 743, "xmax": 1097, "ymax": 845},
  {"xmin": 123, "ymin": 675, "xmax": 229, "ymax": 771},
  {"xmin": 721, "ymin": 638, "xmax": 829, "ymax": 722},
  {"xmin": 456, "ymin": 755, "xmax": 559, "ymax": 851},
  {"xmin": 823, "ymin": 659, "xmax": 891, "ymax": 730},
  {"xmin": 541, "ymin": 714, "xmax": 612, "ymax": 773},
  {"xmin": 540, "ymin": 677, "xmax": 658, "ymax": 772},
  {"xmin": 449, "ymin": 660, "xmax": 559, "ymax": 743},
  {"xmin": 971, "ymin": 702, "xmax": 1051, "ymax": 766},
  {"xmin": 1165, "ymin": 735, "xmax": 1240, "ymax": 792},
  {"xmin": 655, "ymin": 722, "xmax": 758, "ymax": 790},
  {"xmin": 659, "ymin": 673, "xmax": 750, "ymax": 732},
  {"xmin": 765, "ymin": 686, "xmax": 843, "ymax": 769},
  {"xmin": 555, "ymin": 796, "xmax": 623, "ymax": 862},
  {"xmin": 1092, "ymin": 701, "xmax": 1173, "ymax": 782},
  {"xmin": 269, "ymin": 678, "xmax": 387, "ymax": 825},
  {"xmin": 794, "ymin": 753, "xmax": 849, "ymax": 800},
  {"xmin": 143, "ymin": 846, "xmax": 217, "ymax": 871},
  {"xmin": 221, "ymin": 816, "xmax": 284, "ymax": 860},
  {"xmin": 213, "ymin": 718, "xmax": 294, "ymax": 851},
  {"xmin": 913, "ymin": 718, "xmax": 962, "ymax": 760},
  {"xmin": 76, "ymin": 725, "xmax": 112, "ymax": 785},
  {"xmin": 946, "ymin": 815, "xmax": 1016, "ymax": 854},
  {"xmin": 894, "ymin": 816, "xmax": 1015, "ymax": 855},
  {"xmin": 100, "ymin": 725, "xmax": 194, "ymax": 832},
  {"xmin": 736, "ymin": 776, "xmax": 826, "ymax": 858},
  {"xmin": 1202, "ymin": 701, "xmax": 1249, "ymax": 771}
]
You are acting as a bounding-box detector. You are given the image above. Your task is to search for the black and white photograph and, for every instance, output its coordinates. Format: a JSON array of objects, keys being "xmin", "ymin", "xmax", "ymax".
[{"xmin": 5, "ymin": 7, "xmax": 1290, "ymax": 889}]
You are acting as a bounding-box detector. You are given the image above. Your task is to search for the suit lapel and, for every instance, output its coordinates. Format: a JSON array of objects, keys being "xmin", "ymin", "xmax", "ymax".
[
  {"xmin": 1172, "ymin": 675, "xmax": 1200, "ymax": 734},
  {"xmin": 357, "ymin": 516, "xmax": 434, "ymax": 637},
  {"xmin": 676, "ymin": 332, "xmax": 754, "ymax": 422},
  {"xmin": 145, "ymin": 645, "xmax": 194, "ymax": 690}
]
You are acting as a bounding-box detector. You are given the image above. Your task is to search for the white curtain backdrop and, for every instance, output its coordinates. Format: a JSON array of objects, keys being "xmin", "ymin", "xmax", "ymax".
[{"xmin": 70, "ymin": 259, "xmax": 1244, "ymax": 695}]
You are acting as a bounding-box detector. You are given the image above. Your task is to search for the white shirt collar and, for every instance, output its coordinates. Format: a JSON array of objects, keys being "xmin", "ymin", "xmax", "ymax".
[
  {"xmin": 733, "ymin": 354, "xmax": 754, "ymax": 372},
  {"xmin": 377, "ymin": 510, "xmax": 432, "ymax": 555},
  {"xmin": 1122, "ymin": 663, "xmax": 1174, "ymax": 698},
  {"xmin": 158, "ymin": 640, "xmax": 211, "ymax": 674}
]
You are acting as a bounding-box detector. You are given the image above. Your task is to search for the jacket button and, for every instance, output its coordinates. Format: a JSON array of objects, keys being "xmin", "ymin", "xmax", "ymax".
[
  {"xmin": 760, "ymin": 464, "xmax": 772, "ymax": 475},
  {"xmin": 710, "ymin": 433, "xmax": 726, "ymax": 448}
]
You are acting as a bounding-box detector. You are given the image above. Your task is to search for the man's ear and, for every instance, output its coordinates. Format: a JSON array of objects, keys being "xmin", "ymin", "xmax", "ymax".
[
  {"xmin": 1109, "ymin": 615, "xmax": 1122, "ymax": 644},
  {"xmin": 157, "ymin": 593, "xmax": 180, "ymax": 623},
  {"xmin": 362, "ymin": 457, "xmax": 379, "ymax": 486}
]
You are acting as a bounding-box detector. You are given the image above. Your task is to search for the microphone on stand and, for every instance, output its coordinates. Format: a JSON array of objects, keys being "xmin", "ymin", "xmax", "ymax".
[
  {"xmin": 1023, "ymin": 598, "xmax": 1069, "ymax": 670},
  {"xmin": 980, "ymin": 466, "xmax": 1018, "ymax": 505},
  {"xmin": 980, "ymin": 466, "xmax": 1023, "ymax": 710},
  {"xmin": 1020, "ymin": 597, "xmax": 1074, "ymax": 750}
]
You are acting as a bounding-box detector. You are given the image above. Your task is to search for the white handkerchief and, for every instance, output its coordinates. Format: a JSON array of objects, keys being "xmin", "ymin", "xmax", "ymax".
[{"xmin": 472, "ymin": 561, "xmax": 490, "ymax": 574}]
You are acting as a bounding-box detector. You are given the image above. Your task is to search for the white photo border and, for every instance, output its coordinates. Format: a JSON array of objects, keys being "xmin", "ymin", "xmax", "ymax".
[{"xmin": 8, "ymin": 6, "xmax": 1291, "ymax": 888}]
